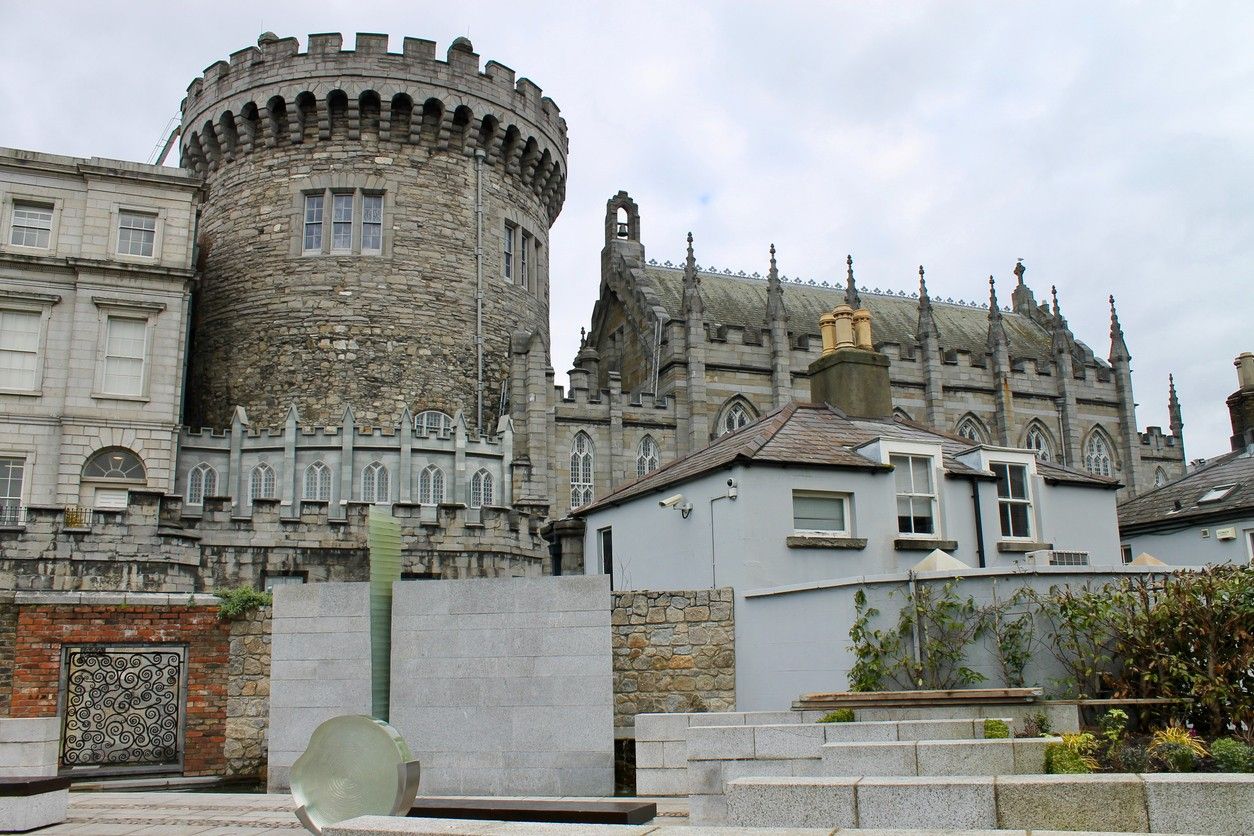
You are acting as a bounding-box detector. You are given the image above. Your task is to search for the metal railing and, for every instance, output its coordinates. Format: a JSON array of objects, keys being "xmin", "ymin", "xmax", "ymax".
[
  {"xmin": 0, "ymin": 500, "xmax": 25, "ymax": 526},
  {"xmin": 63, "ymin": 505, "xmax": 93, "ymax": 528}
]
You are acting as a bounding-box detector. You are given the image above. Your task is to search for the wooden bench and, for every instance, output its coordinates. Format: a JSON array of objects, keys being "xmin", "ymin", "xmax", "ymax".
[{"xmin": 408, "ymin": 798, "xmax": 657, "ymax": 825}]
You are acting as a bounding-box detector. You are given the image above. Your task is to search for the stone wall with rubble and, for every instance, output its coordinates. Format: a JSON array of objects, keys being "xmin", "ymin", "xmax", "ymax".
[
  {"xmin": 226, "ymin": 609, "xmax": 271, "ymax": 781},
  {"xmin": 0, "ymin": 593, "xmax": 15, "ymax": 717},
  {"xmin": 611, "ymin": 588, "xmax": 735, "ymax": 732}
]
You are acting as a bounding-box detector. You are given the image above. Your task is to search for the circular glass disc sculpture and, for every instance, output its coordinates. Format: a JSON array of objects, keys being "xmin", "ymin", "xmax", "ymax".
[{"xmin": 290, "ymin": 715, "xmax": 420, "ymax": 834}]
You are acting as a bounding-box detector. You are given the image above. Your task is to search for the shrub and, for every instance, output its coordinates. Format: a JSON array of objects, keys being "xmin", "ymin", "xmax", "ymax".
[
  {"xmin": 1058, "ymin": 732, "xmax": 1101, "ymax": 771},
  {"xmin": 1113, "ymin": 742, "xmax": 1150, "ymax": 773},
  {"xmin": 216, "ymin": 587, "xmax": 272, "ymax": 620},
  {"xmin": 983, "ymin": 719, "xmax": 1010, "ymax": 739},
  {"xmin": 1149, "ymin": 724, "xmax": 1208, "ymax": 759},
  {"xmin": 1046, "ymin": 742, "xmax": 1093, "ymax": 774},
  {"xmin": 818, "ymin": 709, "xmax": 855, "ymax": 723},
  {"xmin": 1210, "ymin": 738, "xmax": 1254, "ymax": 773},
  {"xmin": 1154, "ymin": 742, "xmax": 1198, "ymax": 773},
  {"xmin": 1023, "ymin": 711, "xmax": 1052, "ymax": 737},
  {"xmin": 1098, "ymin": 708, "xmax": 1129, "ymax": 744}
]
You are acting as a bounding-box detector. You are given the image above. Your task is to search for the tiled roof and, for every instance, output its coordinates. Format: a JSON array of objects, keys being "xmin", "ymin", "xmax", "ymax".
[
  {"xmin": 1118, "ymin": 447, "xmax": 1254, "ymax": 532},
  {"xmin": 574, "ymin": 402, "xmax": 1115, "ymax": 515},
  {"xmin": 643, "ymin": 266, "xmax": 1093, "ymax": 364}
]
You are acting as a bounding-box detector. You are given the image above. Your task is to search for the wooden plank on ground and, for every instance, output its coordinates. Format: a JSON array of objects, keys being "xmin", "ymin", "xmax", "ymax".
[{"xmin": 408, "ymin": 798, "xmax": 657, "ymax": 825}]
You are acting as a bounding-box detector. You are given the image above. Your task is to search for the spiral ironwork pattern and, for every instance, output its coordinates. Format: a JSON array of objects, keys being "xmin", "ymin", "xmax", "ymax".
[{"xmin": 61, "ymin": 647, "xmax": 183, "ymax": 768}]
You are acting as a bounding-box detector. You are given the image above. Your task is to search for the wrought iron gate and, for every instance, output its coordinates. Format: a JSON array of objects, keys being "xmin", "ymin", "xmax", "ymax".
[{"xmin": 59, "ymin": 644, "xmax": 187, "ymax": 774}]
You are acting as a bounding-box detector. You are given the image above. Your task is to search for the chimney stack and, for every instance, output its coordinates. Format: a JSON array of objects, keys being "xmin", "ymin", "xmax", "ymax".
[
  {"xmin": 1228, "ymin": 352, "xmax": 1254, "ymax": 450},
  {"xmin": 808, "ymin": 304, "xmax": 893, "ymax": 418}
]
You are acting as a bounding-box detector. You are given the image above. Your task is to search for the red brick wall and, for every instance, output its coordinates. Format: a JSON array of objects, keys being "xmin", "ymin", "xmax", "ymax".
[{"xmin": 10, "ymin": 604, "xmax": 230, "ymax": 776}]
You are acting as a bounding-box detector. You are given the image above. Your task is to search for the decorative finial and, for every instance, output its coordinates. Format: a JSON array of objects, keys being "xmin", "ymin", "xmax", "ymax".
[
  {"xmin": 686, "ymin": 231, "xmax": 694, "ymax": 261},
  {"xmin": 1014, "ymin": 259, "xmax": 1025, "ymax": 285},
  {"xmin": 580, "ymin": 326, "xmax": 587, "ymax": 347},
  {"xmin": 770, "ymin": 243, "xmax": 777, "ymax": 270},
  {"xmin": 844, "ymin": 254, "xmax": 861, "ymax": 307},
  {"xmin": 988, "ymin": 275, "xmax": 999, "ymax": 309},
  {"xmin": 1050, "ymin": 284, "xmax": 1060, "ymax": 315}
]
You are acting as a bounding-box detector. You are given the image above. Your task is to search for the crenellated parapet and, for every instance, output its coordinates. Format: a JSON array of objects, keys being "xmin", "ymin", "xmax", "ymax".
[{"xmin": 180, "ymin": 32, "xmax": 567, "ymax": 221}]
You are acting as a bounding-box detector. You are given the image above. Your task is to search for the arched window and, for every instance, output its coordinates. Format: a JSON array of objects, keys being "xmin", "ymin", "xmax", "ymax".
[
  {"xmin": 1024, "ymin": 424, "xmax": 1054, "ymax": 463},
  {"xmin": 417, "ymin": 410, "xmax": 452, "ymax": 437},
  {"xmin": 718, "ymin": 400, "xmax": 754, "ymax": 436},
  {"xmin": 570, "ymin": 432, "xmax": 594, "ymax": 509},
  {"xmin": 250, "ymin": 462, "xmax": 276, "ymax": 500},
  {"xmin": 1154, "ymin": 467, "xmax": 1168, "ymax": 488},
  {"xmin": 186, "ymin": 462, "xmax": 217, "ymax": 506},
  {"xmin": 418, "ymin": 464, "xmax": 445, "ymax": 505},
  {"xmin": 955, "ymin": 416, "xmax": 987, "ymax": 444},
  {"xmin": 636, "ymin": 435, "xmax": 660, "ymax": 478},
  {"xmin": 470, "ymin": 468, "xmax": 493, "ymax": 508},
  {"xmin": 1084, "ymin": 430, "xmax": 1115, "ymax": 477},
  {"xmin": 304, "ymin": 461, "xmax": 331, "ymax": 501},
  {"xmin": 361, "ymin": 461, "xmax": 390, "ymax": 504},
  {"xmin": 82, "ymin": 448, "xmax": 146, "ymax": 481}
]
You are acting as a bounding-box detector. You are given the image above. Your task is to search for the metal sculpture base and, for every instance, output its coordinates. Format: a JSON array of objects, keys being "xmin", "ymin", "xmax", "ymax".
[{"xmin": 290, "ymin": 715, "xmax": 421, "ymax": 835}]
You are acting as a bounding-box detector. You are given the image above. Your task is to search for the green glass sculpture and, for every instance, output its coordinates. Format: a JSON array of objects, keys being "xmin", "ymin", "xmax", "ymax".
[{"xmin": 290, "ymin": 506, "xmax": 418, "ymax": 834}]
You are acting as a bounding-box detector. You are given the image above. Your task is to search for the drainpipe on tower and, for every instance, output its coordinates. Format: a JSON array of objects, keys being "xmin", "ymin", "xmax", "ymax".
[{"xmin": 474, "ymin": 150, "xmax": 485, "ymax": 432}]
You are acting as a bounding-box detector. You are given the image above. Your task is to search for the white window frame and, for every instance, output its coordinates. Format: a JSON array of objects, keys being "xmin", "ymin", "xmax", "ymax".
[
  {"xmin": 1024, "ymin": 425, "xmax": 1054, "ymax": 463},
  {"xmin": 718, "ymin": 401, "xmax": 753, "ymax": 436},
  {"xmin": 361, "ymin": 461, "xmax": 390, "ymax": 504},
  {"xmin": 503, "ymin": 222, "xmax": 516, "ymax": 283},
  {"xmin": 3, "ymin": 194, "xmax": 61, "ymax": 254},
  {"xmin": 1083, "ymin": 431, "xmax": 1115, "ymax": 477},
  {"xmin": 636, "ymin": 435, "xmax": 660, "ymax": 478},
  {"xmin": 303, "ymin": 193, "xmax": 325, "ymax": 253},
  {"xmin": 186, "ymin": 462, "xmax": 218, "ymax": 506},
  {"xmin": 113, "ymin": 207, "xmax": 160, "ymax": 260},
  {"xmin": 297, "ymin": 188, "xmax": 386, "ymax": 256},
  {"xmin": 470, "ymin": 468, "xmax": 494, "ymax": 508},
  {"xmin": 91, "ymin": 300, "xmax": 161, "ymax": 401},
  {"xmin": 304, "ymin": 461, "xmax": 332, "ymax": 501},
  {"xmin": 570, "ymin": 432, "xmax": 594, "ymax": 509},
  {"xmin": 8, "ymin": 200, "xmax": 54, "ymax": 249},
  {"xmin": 418, "ymin": 464, "xmax": 445, "ymax": 506},
  {"xmin": 0, "ymin": 454, "xmax": 27, "ymax": 526},
  {"xmin": 249, "ymin": 462, "xmax": 277, "ymax": 501},
  {"xmin": 891, "ymin": 452, "xmax": 939, "ymax": 537},
  {"xmin": 520, "ymin": 230, "xmax": 532, "ymax": 291},
  {"xmin": 792, "ymin": 490, "xmax": 852, "ymax": 537},
  {"xmin": 0, "ymin": 300, "xmax": 53, "ymax": 395},
  {"xmin": 416, "ymin": 410, "xmax": 452, "ymax": 438},
  {"xmin": 992, "ymin": 460, "xmax": 1034, "ymax": 540},
  {"xmin": 330, "ymin": 192, "xmax": 354, "ymax": 253},
  {"xmin": 361, "ymin": 193, "xmax": 383, "ymax": 254}
]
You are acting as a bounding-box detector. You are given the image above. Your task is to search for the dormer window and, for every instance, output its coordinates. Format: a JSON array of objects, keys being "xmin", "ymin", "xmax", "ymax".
[
  {"xmin": 891, "ymin": 453, "xmax": 936, "ymax": 536},
  {"xmin": 992, "ymin": 462, "xmax": 1033, "ymax": 538}
]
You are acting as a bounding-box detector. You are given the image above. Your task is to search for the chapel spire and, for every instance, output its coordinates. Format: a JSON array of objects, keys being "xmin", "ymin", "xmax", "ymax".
[
  {"xmin": 1108, "ymin": 294, "xmax": 1131, "ymax": 363},
  {"xmin": 1168, "ymin": 374, "xmax": 1184, "ymax": 439},
  {"xmin": 765, "ymin": 243, "xmax": 787, "ymax": 322},
  {"xmin": 843, "ymin": 254, "xmax": 861, "ymax": 308},
  {"xmin": 681, "ymin": 231, "xmax": 704, "ymax": 318},
  {"xmin": 915, "ymin": 265, "xmax": 944, "ymax": 428},
  {"xmin": 987, "ymin": 275, "xmax": 1013, "ymax": 444}
]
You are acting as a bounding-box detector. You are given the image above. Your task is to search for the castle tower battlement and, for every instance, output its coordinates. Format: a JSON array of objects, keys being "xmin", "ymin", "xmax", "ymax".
[{"xmin": 179, "ymin": 33, "xmax": 564, "ymax": 432}]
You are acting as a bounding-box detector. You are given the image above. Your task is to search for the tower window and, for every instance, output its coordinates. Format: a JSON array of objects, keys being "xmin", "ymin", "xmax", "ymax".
[
  {"xmin": 250, "ymin": 462, "xmax": 276, "ymax": 500},
  {"xmin": 361, "ymin": 461, "xmax": 390, "ymax": 504},
  {"xmin": 1025, "ymin": 426, "xmax": 1053, "ymax": 463},
  {"xmin": 361, "ymin": 194, "xmax": 383, "ymax": 253},
  {"xmin": 636, "ymin": 435, "xmax": 660, "ymax": 478},
  {"xmin": 187, "ymin": 462, "xmax": 218, "ymax": 506},
  {"xmin": 298, "ymin": 188, "xmax": 385, "ymax": 256},
  {"xmin": 719, "ymin": 401, "xmax": 753, "ymax": 436},
  {"xmin": 331, "ymin": 193, "xmax": 354, "ymax": 252},
  {"xmin": 503, "ymin": 223, "xmax": 516, "ymax": 282},
  {"xmin": 1084, "ymin": 432, "xmax": 1114, "ymax": 477},
  {"xmin": 303, "ymin": 194, "xmax": 324, "ymax": 252},
  {"xmin": 520, "ymin": 231, "xmax": 532, "ymax": 291},
  {"xmin": 418, "ymin": 464, "xmax": 445, "ymax": 505},
  {"xmin": 470, "ymin": 468, "xmax": 494, "ymax": 508}
]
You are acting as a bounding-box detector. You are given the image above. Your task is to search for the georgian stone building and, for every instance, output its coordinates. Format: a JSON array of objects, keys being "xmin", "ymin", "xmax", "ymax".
[{"xmin": 0, "ymin": 31, "xmax": 1185, "ymax": 592}]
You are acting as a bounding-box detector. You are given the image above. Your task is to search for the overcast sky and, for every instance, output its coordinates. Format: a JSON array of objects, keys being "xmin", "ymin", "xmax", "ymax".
[{"xmin": 1, "ymin": 1, "xmax": 1249, "ymax": 459}]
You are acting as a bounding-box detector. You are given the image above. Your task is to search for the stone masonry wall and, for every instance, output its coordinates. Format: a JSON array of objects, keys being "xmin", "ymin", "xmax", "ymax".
[
  {"xmin": 0, "ymin": 593, "xmax": 14, "ymax": 717},
  {"xmin": 611, "ymin": 588, "xmax": 735, "ymax": 732},
  {"xmin": 226, "ymin": 608, "xmax": 271, "ymax": 781},
  {"xmin": 9, "ymin": 597, "xmax": 229, "ymax": 776}
]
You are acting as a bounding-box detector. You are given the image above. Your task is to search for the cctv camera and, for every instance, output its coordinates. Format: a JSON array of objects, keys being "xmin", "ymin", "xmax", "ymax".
[
  {"xmin": 726, "ymin": 479, "xmax": 735, "ymax": 487},
  {"xmin": 658, "ymin": 493, "xmax": 685, "ymax": 508}
]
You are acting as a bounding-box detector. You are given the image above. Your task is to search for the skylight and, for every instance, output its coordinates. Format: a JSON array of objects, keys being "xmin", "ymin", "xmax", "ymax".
[{"xmin": 1197, "ymin": 484, "xmax": 1238, "ymax": 504}]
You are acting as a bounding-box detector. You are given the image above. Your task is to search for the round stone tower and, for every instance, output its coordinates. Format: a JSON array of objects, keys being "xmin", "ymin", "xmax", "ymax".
[{"xmin": 179, "ymin": 32, "xmax": 566, "ymax": 429}]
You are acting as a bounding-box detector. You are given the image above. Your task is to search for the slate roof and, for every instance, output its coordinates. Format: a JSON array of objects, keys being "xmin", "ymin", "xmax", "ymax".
[
  {"xmin": 1118, "ymin": 446, "xmax": 1254, "ymax": 532},
  {"xmin": 574, "ymin": 402, "xmax": 1116, "ymax": 515},
  {"xmin": 643, "ymin": 265, "xmax": 1088, "ymax": 364}
]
